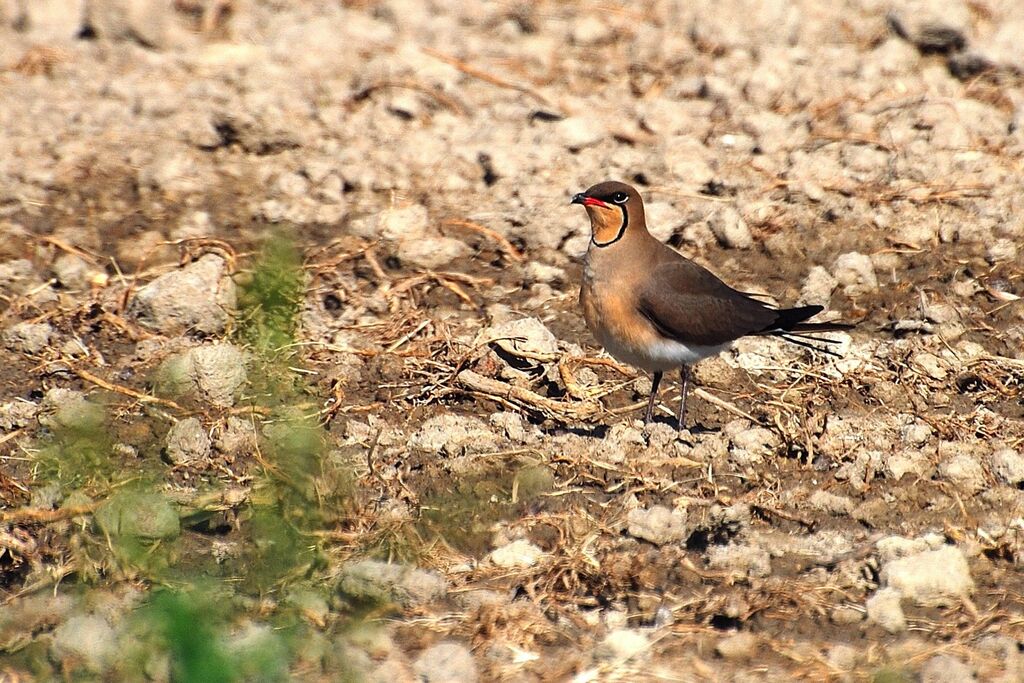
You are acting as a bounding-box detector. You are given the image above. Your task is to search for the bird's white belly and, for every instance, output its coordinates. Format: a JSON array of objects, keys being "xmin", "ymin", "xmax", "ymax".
[{"xmin": 598, "ymin": 330, "xmax": 730, "ymax": 371}]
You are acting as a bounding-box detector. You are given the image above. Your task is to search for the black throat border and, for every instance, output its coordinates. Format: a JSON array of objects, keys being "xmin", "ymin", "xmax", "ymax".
[{"xmin": 591, "ymin": 206, "xmax": 628, "ymax": 247}]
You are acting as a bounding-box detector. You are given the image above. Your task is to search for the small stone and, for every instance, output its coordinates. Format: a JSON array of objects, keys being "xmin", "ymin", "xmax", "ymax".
[
  {"xmin": 275, "ymin": 171, "xmax": 309, "ymax": 199},
  {"xmin": 901, "ymin": 419, "xmax": 933, "ymax": 446},
  {"xmin": 594, "ymin": 628, "xmax": 650, "ymax": 663},
  {"xmin": 885, "ymin": 450, "xmax": 932, "ymax": 481},
  {"xmin": 715, "ymin": 632, "xmax": 759, "ymax": 661},
  {"xmin": 408, "ymin": 414, "xmax": 498, "ymax": 457},
  {"xmin": 987, "ymin": 238, "xmax": 1018, "ymax": 264},
  {"xmin": 94, "ymin": 491, "xmax": 180, "ymax": 540},
  {"xmin": 807, "ymin": 490, "xmax": 854, "ymax": 516},
  {"xmin": 555, "ymin": 116, "xmax": 604, "ymax": 150},
  {"xmin": 188, "ymin": 343, "xmax": 248, "ymax": 407},
  {"xmin": 912, "ymin": 352, "xmax": 948, "ymax": 380},
  {"xmin": 60, "ymin": 338, "xmax": 88, "ymax": 358},
  {"xmin": 626, "ymin": 505, "xmax": 689, "ymax": 546},
  {"xmin": 920, "ymin": 654, "xmax": 976, "ymax": 683},
  {"xmin": 386, "ymin": 90, "xmax": 422, "ymax": 120},
  {"xmin": 706, "ymin": 544, "xmax": 772, "ymax": 578},
  {"xmin": 0, "ymin": 400, "xmax": 37, "ymax": 430},
  {"xmin": 51, "ymin": 253, "xmax": 94, "ymax": 290},
  {"xmin": 895, "ymin": 219, "xmax": 937, "ymax": 247},
  {"xmin": 570, "ymin": 15, "xmax": 612, "ymax": 45},
  {"xmin": 164, "ymin": 417, "xmax": 212, "ymax": 465},
  {"xmin": 130, "ymin": 254, "xmax": 236, "ymax": 335},
  {"xmin": 396, "ymin": 236, "xmax": 470, "ymax": 270},
  {"xmin": 51, "ymin": 614, "xmax": 116, "ymax": 673},
  {"xmin": 990, "ymin": 449, "xmax": 1024, "ymax": 487},
  {"xmin": 337, "ymin": 560, "xmax": 446, "ymax": 608},
  {"xmin": 708, "ymin": 206, "xmax": 753, "ymax": 249},
  {"xmin": 799, "ymin": 266, "xmax": 838, "ymax": 305},
  {"xmin": 479, "ymin": 316, "xmax": 559, "ymax": 362},
  {"xmin": 523, "ymin": 261, "xmax": 566, "ymax": 285},
  {"xmin": 3, "ymin": 321, "xmax": 53, "ymax": 354},
  {"xmin": 866, "ymin": 587, "xmax": 906, "ymax": 633},
  {"xmin": 489, "ymin": 412, "xmax": 530, "ymax": 443},
  {"xmin": 215, "ymin": 416, "xmax": 258, "ymax": 455},
  {"xmin": 727, "ymin": 423, "xmax": 781, "ymax": 462},
  {"xmin": 827, "ymin": 644, "xmax": 858, "ymax": 672},
  {"xmin": 488, "ymin": 539, "xmax": 544, "ymax": 568},
  {"xmin": 832, "ymin": 252, "xmax": 878, "ymax": 296},
  {"xmin": 39, "ymin": 388, "xmax": 105, "ymax": 432},
  {"xmin": 369, "ymin": 205, "xmax": 429, "ymax": 242},
  {"xmin": 830, "ymin": 605, "xmax": 864, "ymax": 625},
  {"xmin": 880, "ymin": 545, "xmax": 974, "ymax": 607},
  {"xmin": 876, "ymin": 534, "xmax": 945, "ymax": 563},
  {"xmin": 413, "ymin": 642, "xmax": 477, "ymax": 683},
  {"xmin": 157, "ymin": 343, "xmax": 248, "ymax": 408},
  {"xmin": 937, "ymin": 453, "xmax": 986, "ymax": 493}
]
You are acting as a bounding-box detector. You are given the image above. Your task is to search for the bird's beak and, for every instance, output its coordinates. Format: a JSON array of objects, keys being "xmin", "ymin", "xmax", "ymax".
[{"xmin": 571, "ymin": 193, "xmax": 608, "ymax": 208}]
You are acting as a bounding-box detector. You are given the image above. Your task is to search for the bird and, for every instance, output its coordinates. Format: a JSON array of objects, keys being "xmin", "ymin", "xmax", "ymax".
[{"xmin": 571, "ymin": 180, "xmax": 851, "ymax": 431}]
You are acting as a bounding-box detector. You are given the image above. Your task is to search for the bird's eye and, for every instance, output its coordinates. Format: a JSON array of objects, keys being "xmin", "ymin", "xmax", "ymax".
[{"xmin": 612, "ymin": 192, "xmax": 628, "ymax": 204}]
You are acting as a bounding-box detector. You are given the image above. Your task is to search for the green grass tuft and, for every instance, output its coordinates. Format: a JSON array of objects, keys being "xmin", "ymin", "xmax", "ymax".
[{"xmin": 236, "ymin": 235, "xmax": 305, "ymax": 354}]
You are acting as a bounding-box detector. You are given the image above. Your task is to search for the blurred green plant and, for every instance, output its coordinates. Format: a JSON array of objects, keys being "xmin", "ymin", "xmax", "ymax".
[
  {"xmin": 32, "ymin": 395, "xmax": 115, "ymax": 489},
  {"xmin": 234, "ymin": 235, "xmax": 335, "ymax": 590},
  {"xmin": 873, "ymin": 666, "xmax": 913, "ymax": 683},
  {"xmin": 235, "ymin": 234, "xmax": 304, "ymax": 355},
  {"xmin": 27, "ymin": 233, "xmax": 368, "ymax": 680},
  {"xmin": 136, "ymin": 588, "xmax": 237, "ymax": 683}
]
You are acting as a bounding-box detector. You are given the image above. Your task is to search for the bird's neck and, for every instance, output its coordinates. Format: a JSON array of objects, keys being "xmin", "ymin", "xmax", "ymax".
[{"xmin": 585, "ymin": 226, "xmax": 660, "ymax": 279}]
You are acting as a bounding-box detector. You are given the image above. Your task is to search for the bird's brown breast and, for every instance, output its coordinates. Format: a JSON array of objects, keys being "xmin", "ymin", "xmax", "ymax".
[{"xmin": 580, "ymin": 269, "xmax": 662, "ymax": 361}]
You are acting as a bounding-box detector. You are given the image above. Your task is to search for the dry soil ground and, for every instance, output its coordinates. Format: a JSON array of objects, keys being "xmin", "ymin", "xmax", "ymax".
[{"xmin": 1, "ymin": 1, "xmax": 1024, "ymax": 681}]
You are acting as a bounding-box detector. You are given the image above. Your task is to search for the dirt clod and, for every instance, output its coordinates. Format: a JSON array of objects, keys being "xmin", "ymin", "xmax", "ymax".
[
  {"xmin": 130, "ymin": 254, "xmax": 236, "ymax": 335},
  {"xmin": 164, "ymin": 416, "xmax": 212, "ymax": 465}
]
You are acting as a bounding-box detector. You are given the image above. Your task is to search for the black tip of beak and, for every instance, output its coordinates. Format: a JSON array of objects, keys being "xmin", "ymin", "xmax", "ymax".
[{"xmin": 571, "ymin": 193, "xmax": 586, "ymax": 205}]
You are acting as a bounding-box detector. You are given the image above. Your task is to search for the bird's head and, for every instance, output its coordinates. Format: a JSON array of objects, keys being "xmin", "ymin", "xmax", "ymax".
[{"xmin": 571, "ymin": 180, "xmax": 645, "ymax": 247}]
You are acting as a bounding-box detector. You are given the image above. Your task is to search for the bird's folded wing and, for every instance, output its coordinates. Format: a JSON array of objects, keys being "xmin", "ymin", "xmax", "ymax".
[{"xmin": 636, "ymin": 260, "xmax": 778, "ymax": 346}]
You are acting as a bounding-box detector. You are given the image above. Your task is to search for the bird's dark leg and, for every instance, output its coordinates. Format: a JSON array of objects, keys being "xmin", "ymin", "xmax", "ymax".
[
  {"xmin": 677, "ymin": 365, "xmax": 691, "ymax": 432},
  {"xmin": 644, "ymin": 371, "xmax": 663, "ymax": 424}
]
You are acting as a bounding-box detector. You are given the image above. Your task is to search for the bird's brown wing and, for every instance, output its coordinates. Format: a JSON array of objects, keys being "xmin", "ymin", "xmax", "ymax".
[{"xmin": 636, "ymin": 257, "xmax": 779, "ymax": 347}]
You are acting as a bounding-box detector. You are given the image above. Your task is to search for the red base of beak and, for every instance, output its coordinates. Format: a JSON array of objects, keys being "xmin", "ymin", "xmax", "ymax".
[{"xmin": 582, "ymin": 197, "xmax": 609, "ymax": 208}]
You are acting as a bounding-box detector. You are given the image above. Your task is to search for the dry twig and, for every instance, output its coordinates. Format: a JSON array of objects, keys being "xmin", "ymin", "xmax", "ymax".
[
  {"xmin": 71, "ymin": 366, "xmax": 187, "ymax": 412},
  {"xmin": 442, "ymin": 219, "xmax": 524, "ymax": 262}
]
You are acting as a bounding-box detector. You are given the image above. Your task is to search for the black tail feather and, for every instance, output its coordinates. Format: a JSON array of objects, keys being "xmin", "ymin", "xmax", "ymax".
[
  {"xmin": 771, "ymin": 305, "xmax": 824, "ymax": 331},
  {"xmin": 788, "ymin": 320, "xmax": 856, "ymax": 334},
  {"xmin": 761, "ymin": 305, "xmax": 854, "ymax": 335},
  {"xmin": 776, "ymin": 333, "xmax": 843, "ymax": 357},
  {"xmin": 777, "ymin": 331, "xmax": 844, "ymax": 344},
  {"xmin": 758, "ymin": 305, "xmax": 853, "ymax": 357}
]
